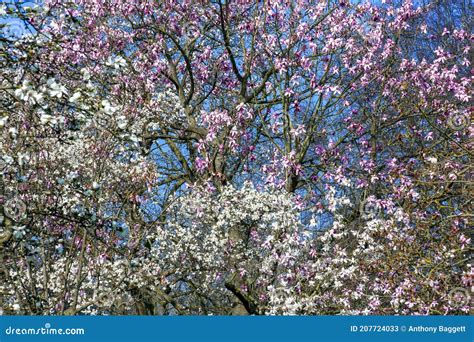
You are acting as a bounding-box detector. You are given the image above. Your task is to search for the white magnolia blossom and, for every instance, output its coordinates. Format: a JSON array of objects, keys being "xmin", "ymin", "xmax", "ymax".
[
  {"xmin": 69, "ymin": 91, "xmax": 82, "ymax": 103},
  {"xmin": 14, "ymin": 80, "xmax": 43, "ymax": 104},
  {"xmin": 106, "ymin": 55, "xmax": 127, "ymax": 69},
  {"xmin": 0, "ymin": 115, "xmax": 8, "ymax": 128},
  {"xmin": 47, "ymin": 78, "xmax": 68, "ymax": 98},
  {"xmin": 153, "ymin": 182, "xmax": 307, "ymax": 314},
  {"xmin": 0, "ymin": 4, "xmax": 7, "ymax": 16},
  {"xmin": 0, "ymin": 253, "xmax": 162, "ymax": 315}
]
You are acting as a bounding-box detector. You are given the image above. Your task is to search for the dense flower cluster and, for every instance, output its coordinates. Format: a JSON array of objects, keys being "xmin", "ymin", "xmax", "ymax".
[
  {"xmin": 154, "ymin": 182, "xmax": 305, "ymax": 314},
  {"xmin": 1, "ymin": 252, "xmax": 163, "ymax": 315},
  {"xmin": 268, "ymin": 189, "xmax": 471, "ymax": 315}
]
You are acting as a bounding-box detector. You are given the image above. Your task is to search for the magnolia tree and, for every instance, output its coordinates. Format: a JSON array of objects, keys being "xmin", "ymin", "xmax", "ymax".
[{"xmin": 0, "ymin": 0, "xmax": 471, "ymax": 315}]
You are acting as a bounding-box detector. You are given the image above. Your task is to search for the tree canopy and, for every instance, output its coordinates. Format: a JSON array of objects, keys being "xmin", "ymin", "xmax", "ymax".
[{"xmin": 0, "ymin": 0, "xmax": 471, "ymax": 315}]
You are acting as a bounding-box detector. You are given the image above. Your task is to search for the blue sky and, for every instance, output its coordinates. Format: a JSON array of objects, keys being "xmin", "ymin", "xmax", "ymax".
[{"xmin": 0, "ymin": 0, "xmax": 42, "ymax": 39}]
